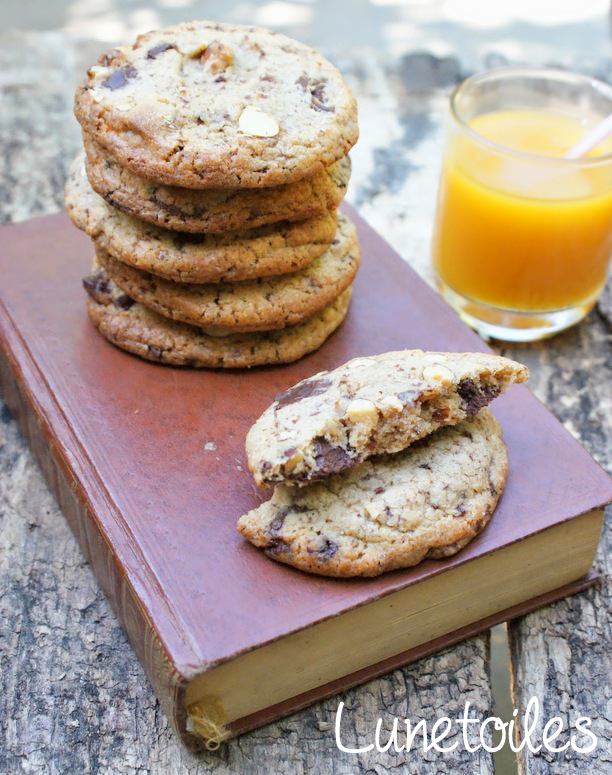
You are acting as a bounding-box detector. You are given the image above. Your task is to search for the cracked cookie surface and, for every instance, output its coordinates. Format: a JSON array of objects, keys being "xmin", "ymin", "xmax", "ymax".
[
  {"xmin": 66, "ymin": 156, "xmax": 337, "ymax": 283},
  {"xmin": 84, "ymin": 268, "xmax": 352, "ymax": 368},
  {"xmin": 238, "ymin": 410, "xmax": 507, "ymax": 577},
  {"xmin": 83, "ymin": 135, "xmax": 350, "ymax": 233},
  {"xmin": 74, "ymin": 21, "xmax": 358, "ymax": 188},
  {"xmin": 95, "ymin": 212, "xmax": 359, "ymax": 333},
  {"xmin": 246, "ymin": 349, "xmax": 527, "ymax": 486}
]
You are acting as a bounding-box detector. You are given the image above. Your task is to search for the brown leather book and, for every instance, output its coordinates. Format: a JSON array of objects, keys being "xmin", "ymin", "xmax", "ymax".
[{"xmin": 0, "ymin": 207, "xmax": 609, "ymax": 750}]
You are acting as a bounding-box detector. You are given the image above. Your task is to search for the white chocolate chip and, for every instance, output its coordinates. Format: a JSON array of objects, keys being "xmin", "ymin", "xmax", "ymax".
[
  {"xmin": 345, "ymin": 398, "xmax": 378, "ymax": 423},
  {"xmin": 238, "ymin": 107, "xmax": 279, "ymax": 137},
  {"xmin": 422, "ymin": 364, "xmax": 454, "ymax": 384},
  {"xmin": 378, "ymin": 395, "xmax": 404, "ymax": 415}
]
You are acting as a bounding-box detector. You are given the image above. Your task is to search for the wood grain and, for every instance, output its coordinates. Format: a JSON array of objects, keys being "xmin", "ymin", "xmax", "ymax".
[{"xmin": 503, "ymin": 327, "xmax": 611, "ymax": 775}]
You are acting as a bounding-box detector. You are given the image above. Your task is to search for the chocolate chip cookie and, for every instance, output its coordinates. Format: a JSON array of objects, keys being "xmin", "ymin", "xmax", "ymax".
[
  {"xmin": 246, "ymin": 350, "xmax": 528, "ymax": 486},
  {"xmin": 74, "ymin": 21, "xmax": 359, "ymax": 188},
  {"xmin": 66, "ymin": 157, "xmax": 338, "ymax": 283},
  {"xmin": 84, "ymin": 268, "xmax": 352, "ymax": 368},
  {"xmin": 238, "ymin": 410, "xmax": 507, "ymax": 577},
  {"xmin": 83, "ymin": 135, "xmax": 350, "ymax": 233},
  {"xmin": 95, "ymin": 212, "xmax": 360, "ymax": 333}
]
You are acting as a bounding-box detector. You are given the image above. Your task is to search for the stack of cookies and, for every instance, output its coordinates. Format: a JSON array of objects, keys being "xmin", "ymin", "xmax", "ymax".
[
  {"xmin": 238, "ymin": 350, "xmax": 528, "ymax": 577},
  {"xmin": 66, "ymin": 21, "xmax": 359, "ymax": 368}
]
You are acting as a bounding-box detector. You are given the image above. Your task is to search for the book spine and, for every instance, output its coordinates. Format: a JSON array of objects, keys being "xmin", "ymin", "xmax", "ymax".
[{"xmin": 0, "ymin": 346, "xmax": 203, "ymax": 751}]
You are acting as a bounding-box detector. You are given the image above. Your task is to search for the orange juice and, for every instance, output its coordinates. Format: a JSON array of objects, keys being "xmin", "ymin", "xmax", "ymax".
[{"xmin": 433, "ymin": 109, "xmax": 612, "ymax": 312}]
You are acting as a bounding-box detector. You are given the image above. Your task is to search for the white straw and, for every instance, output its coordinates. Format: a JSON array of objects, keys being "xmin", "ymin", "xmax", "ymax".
[{"xmin": 564, "ymin": 113, "xmax": 612, "ymax": 159}]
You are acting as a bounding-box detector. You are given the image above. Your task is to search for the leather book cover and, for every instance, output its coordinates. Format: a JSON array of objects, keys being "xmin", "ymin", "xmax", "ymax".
[{"xmin": 0, "ymin": 206, "xmax": 610, "ymax": 749}]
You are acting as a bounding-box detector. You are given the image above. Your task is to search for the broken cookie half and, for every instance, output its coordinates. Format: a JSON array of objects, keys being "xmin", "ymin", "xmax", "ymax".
[
  {"xmin": 238, "ymin": 410, "xmax": 507, "ymax": 577},
  {"xmin": 246, "ymin": 349, "xmax": 527, "ymax": 487}
]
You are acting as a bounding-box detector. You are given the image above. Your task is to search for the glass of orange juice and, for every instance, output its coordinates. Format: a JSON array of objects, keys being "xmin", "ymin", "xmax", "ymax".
[{"xmin": 432, "ymin": 68, "xmax": 612, "ymax": 341}]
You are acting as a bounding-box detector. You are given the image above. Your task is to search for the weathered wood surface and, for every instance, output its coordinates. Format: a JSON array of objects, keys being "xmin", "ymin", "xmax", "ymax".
[
  {"xmin": 0, "ymin": 30, "xmax": 608, "ymax": 774},
  {"xmin": 505, "ymin": 325, "xmax": 611, "ymax": 775}
]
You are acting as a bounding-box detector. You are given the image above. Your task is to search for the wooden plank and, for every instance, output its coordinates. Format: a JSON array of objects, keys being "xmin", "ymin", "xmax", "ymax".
[
  {"xmin": 0, "ymin": 33, "xmax": 497, "ymax": 773},
  {"xmin": 504, "ymin": 324, "xmax": 611, "ymax": 774}
]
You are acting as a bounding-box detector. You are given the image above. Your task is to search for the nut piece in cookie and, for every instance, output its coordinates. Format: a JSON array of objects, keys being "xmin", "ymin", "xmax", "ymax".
[
  {"xmin": 245, "ymin": 349, "xmax": 527, "ymax": 486},
  {"xmin": 238, "ymin": 411, "xmax": 507, "ymax": 577}
]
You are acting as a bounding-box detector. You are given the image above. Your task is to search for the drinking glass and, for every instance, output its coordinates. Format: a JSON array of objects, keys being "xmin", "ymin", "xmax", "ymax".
[{"xmin": 432, "ymin": 68, "xmax": 612, "ymax": 341}]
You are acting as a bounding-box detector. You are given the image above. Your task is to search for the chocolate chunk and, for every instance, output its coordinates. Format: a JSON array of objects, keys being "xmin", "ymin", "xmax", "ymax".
[
  {"xmin": 457, "ymin": 379, "xmax": 500, "ymax": 416},
  {"xmin": 147, "ymin": 345, "xmax": 163, "ymax": 361},
  {"xmin": 275, "ymin": 375, "xmax": 331, "ymax": 409},
  {"xmin": 82, "ymin": 269, "xmax": 111, "ymax": 305},
  {"xmin": 268, "ymin": 503, "xmax": 309, "ymax": 536},
  {"xmin": 296, "ymin": 74, "xmax": 335, "ymax": 112},
  {"xmin": 283, "ymin": 446, "xmax": 298, "ymax": 459},
  {"xmin": 312, "ymin": 438, "xmax": 353, "ymax": 477},
  {"xmin": 418, "ymin": 463, "xmax": 432, "ymax": 471},
  {"xmin": 265, "ymin": 538, "xmax": 290, "ymax": 555},
  {"xmin": 311, "ymin": 80, "xmax": 334, "ymax": 112},
  {"xmin": 269, "ymin": 507, "xmax": 289, "ymax": 534},
  {"xmin": 314, "ymin": 539, "xmax": 338, "ymax": 560},
  {"xmin": 374, "ymin": 486, "xmax": 385, "ymax": 494},
  {"xmin": 308, "ymin": 538, "xmax": 338, "ymax": 560},
  {"xmin": 146, "ymin": 42, "xmax": 176, "ymax": 59},
  {"xmin": 103, "ymin": 66, "xmax": 138, "ymax": 90},
  {"xmin": 453, "ymin": 504, "xmax": 467, "ymax": 519},
  {"xmin": 114, "ymin": 294, "xmax": 134, "ymax": 310}
]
